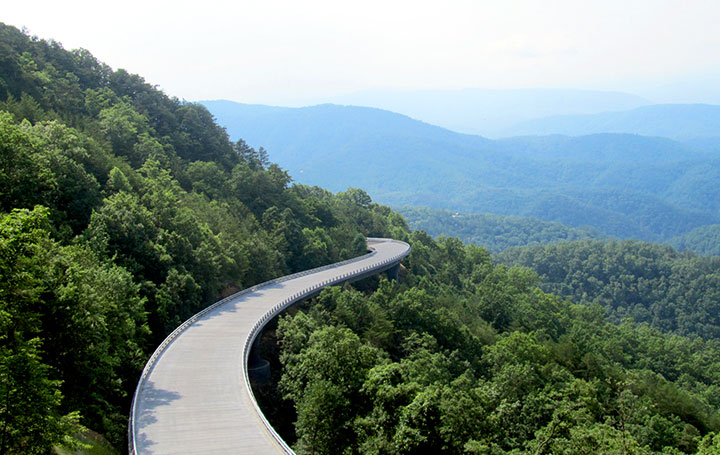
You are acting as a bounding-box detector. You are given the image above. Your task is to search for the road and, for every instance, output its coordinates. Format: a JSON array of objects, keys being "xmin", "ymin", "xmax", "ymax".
[{"xmin": 129, "ymin": 238, "xmax": 410, "ymax": 454}]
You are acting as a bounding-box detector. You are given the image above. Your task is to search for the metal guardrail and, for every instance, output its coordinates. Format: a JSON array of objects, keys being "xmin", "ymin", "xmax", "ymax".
[{"xmin": 128, "ymin": 238, "xmax": 410, "ymax": 454}]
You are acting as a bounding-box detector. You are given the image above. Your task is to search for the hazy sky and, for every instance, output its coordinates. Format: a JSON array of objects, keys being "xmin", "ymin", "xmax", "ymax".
[{"xmin": 4, "ymin": 0, "xmax": 720, "ymax": 104}]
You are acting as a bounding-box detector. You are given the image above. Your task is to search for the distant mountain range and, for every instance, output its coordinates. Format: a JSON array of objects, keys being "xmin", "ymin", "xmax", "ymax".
[
  {"xmin": 312, "ymin": 88, "xmax": 652, "ymax": 137},
  {"xmin": 496, "ymin": 134, "xmax": 700, "ymax": 162},
  {"xmin": 201, "ymin": 100, "xmax": 720, "ymax": 242},
  {"xmin": 502, "ymin": 104, "xmax": 720, "ymax": 139}
]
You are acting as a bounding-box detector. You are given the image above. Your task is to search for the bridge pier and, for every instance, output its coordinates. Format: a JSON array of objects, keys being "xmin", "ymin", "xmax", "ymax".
[
  {"xmin": 386, "ymin": 263, "xmax": 400, "ymax": 281},
  {"xmin": 248, "ymin": 333, "xmax": 271, "ymax": 383}
]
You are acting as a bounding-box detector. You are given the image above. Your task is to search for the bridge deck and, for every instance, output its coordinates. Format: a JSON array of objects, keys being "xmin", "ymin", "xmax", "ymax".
[{"xmin": 131, "ymin": 239, "xmax": 410, "ymax": 454}]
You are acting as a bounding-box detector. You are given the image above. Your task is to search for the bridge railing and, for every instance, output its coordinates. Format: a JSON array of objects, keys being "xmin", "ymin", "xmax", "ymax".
[
  {"xmin": 129, "ymin": 238, "xmax": 410, "ymax": 454},
  {"xmin": 239, "ymin": 239, "xmax": 409, "ymax": 454}
]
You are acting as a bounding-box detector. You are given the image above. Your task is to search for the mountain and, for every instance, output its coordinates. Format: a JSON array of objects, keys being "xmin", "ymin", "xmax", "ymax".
[
  {"xmin": 496, "ymin": 133, "xmax": 699, "ymax": 163},
  {"xmin": 202, "ymin": 100, "xmax": 720, "ymax": 242},
  {"xmin": 682, "ymin": 136, "xmax": 720, "ymax": 153},
  {"xmin": 200, "ymin": 100, "xmax": 502, "ymax": 194},
  {"xmin": 313, "ymin": 87, "xmax": 652, "ymax": 137},
  {"xmin": 502, "ymin": 104, "xmax": 720, "ymax": 139}
]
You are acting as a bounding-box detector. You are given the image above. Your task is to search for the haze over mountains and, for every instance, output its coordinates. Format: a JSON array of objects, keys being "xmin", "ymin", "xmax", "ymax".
[
  {"xmin": 309, "ymin": 88, "xmax": 653, "ymax": 137},
  {"xmin": 202, "ymin": 100, "xmax": 720, "ymax": 245},
  {"xmin": 503, "ymin": 103, "xmax": 720, "ymax": 139},
  {"xmin": 233, "ymin": 88, "xmax": 720, "ymax": 142}
]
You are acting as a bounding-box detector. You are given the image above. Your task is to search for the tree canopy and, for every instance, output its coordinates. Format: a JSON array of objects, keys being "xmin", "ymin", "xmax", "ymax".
[{"xmin": 274, "ymin": 233, "xmax": 720, "ymax": 454}]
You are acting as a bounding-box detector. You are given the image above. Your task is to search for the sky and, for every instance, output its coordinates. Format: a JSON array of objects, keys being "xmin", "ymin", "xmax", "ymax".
[{"xmin": 4, "ymin": 0, "xmax": 720, "ymax": 105}]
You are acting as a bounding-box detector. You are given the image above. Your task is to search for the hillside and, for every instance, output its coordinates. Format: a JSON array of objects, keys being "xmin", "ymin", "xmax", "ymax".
[
  {"xmin": 670, "ymin": 224, "xmax": 720, "ymax": 256},
  {"xmin": 497, "ymin": 133, "xmax": 699, "ymax": 163},
  {"xmin": 502, "ymin": 104, "xmax": 720, "ymax": 139},
  {"xmin": 202, "ymin": 100, "xmax": 720, "ymax": 242},
  {"xmin": 397, "ymin": 206, "xmax": 605, "ymax": 252},
  {"xmin": 496, "ymin": 240, "xmax": 720, "ymax": 339},
  {"xmin": 401, "ymin": 206, "xmax": 720, "ymax": 258}
]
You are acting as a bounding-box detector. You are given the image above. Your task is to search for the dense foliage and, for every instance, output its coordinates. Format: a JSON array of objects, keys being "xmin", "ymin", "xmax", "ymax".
[
  {"xmin": 670, "ymin": 225, "xmax": 720, "ymax": 257},
  {"xmin": 398, "ymin": 206, "xmax": 604, "ymax": 252},
  {"xmin": 276, "ymin": 234, "xmax": 720, "ymax": 454},
  {"xmin": 496, "ymin": 240, "xmax": 720, "ymax": 340},
  {"xmin": 0, "ymin": 206, "xmax": 141, "ymax": 452},
  {"xmin": 0, "ymin": 23, "xmax": 401, "ymax": 451}
]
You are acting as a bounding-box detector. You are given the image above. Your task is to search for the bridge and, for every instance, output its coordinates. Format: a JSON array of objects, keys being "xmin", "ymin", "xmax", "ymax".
[{"xmin": 129, "ymin": 238, "xmax": 411, "ymax": 454}]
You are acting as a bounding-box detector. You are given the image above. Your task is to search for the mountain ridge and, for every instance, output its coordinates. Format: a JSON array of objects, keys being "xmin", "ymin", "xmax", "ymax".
[
  {"xmin": 308, "ymin": 87, "xmax": 652, "ymax": 136},
  {"xmin": 202, "ymin": 100, "xmax": 720, "ymax": 242},
  {"xmin": 502, "ymin": 103, "xmax": 720, "ymax": 139}
]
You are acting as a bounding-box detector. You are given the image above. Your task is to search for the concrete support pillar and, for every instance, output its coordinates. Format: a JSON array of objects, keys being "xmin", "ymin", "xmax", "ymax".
[
  {"xmin": 250, "ymin": 335, "xmax": 263, "ymax": 365},
  {"xmin": 386, "ymin": 263, "xmax": 400, "ymax": 281},
  {"xmin": 248, "ymin": 333, "xmax": 271, "ymax": 382}
]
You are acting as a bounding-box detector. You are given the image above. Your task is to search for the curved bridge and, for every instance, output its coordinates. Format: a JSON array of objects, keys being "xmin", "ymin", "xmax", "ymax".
[{"xmin": 129, "ymin": 238, "xmax": 410, "ymax": 454}]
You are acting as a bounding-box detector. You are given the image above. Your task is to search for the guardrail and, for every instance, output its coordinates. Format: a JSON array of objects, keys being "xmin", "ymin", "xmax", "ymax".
[{"xmin": 128, "ymin": 238, "xmax": 410, "ymax": 454}]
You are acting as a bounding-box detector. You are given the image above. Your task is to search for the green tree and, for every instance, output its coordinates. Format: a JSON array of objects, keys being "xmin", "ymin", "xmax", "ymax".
[
  {"xmin": 98, "ymin": 101, "xmax": 151, "ymax": 166},
  {"xmin": 0, "ymin": 113, "xmax": 54, "ymax": 212},
  {"xmin": 279, "ymin": 324, "xmax": 380, "ymax": 454},
  {"xmin": 0, "ymin": 338, "xmax": 81, "ymax": 455},
  {"xmin": 0, "ymin": 207, "xmax": 82, "ymax": 453}
]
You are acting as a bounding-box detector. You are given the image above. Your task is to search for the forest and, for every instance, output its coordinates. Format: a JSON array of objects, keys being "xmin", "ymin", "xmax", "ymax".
[
  {"xmin": 273, "ymin": 234, "xmax": 720, "ymax": 454},
  {"xmin": 398, "ymin": 206, "xmax": 605, "ymax": 252},
  {"xmin": 397, "ymin": 206, "xmax": 720, "ymax": 259},
  {"xmin": 496, "ymin": 241, "xmax": 720, "ymax": 340},
  {"xmin": 669, "ymin": 225, "xmax": 720, "ymax": 257},
  {"xmin": 1, "ymin": 23, "xmax": 720, "ymax": 454}
]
